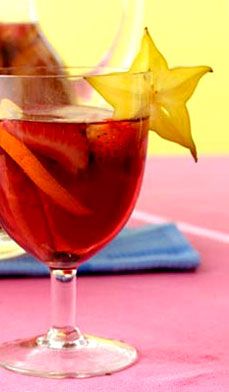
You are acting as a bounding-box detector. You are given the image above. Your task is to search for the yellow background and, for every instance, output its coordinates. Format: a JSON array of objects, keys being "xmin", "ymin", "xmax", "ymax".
[{"xmin": 36, "ymin": 0, "xmax": 228, "ymax": 157}]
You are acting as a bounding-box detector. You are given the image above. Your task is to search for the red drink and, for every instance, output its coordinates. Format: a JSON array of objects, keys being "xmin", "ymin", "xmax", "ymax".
[
  {"xmin": 0, "ymin": 23, "xmax": 72, "ymax": 106},
  {"xmin": 0, "ymin": 23, "xmax": 63, "ymax": 70},
  {"xmin": 0, "ymin": 107, "xmax": 148, "ymax": 268}
]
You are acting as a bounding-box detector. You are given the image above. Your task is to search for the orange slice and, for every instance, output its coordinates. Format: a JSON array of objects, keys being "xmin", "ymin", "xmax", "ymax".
[{"xmin": 0, "ymin": 125, "xmax": 90, "ymax": 216}]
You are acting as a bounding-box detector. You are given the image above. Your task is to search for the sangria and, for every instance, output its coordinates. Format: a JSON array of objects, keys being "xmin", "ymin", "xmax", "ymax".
[
  {"xmin": 0, "ymin": 22, "xmax": 64, "ymax": 70},
  {"xmin": 0, "ymin": 108, "xmax": 148, "ymax": 268}
]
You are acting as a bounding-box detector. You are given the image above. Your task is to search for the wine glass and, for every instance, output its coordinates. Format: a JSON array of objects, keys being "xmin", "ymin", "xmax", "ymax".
[
  {"xmin": 0, "ymin": 66, "xmax": 150, "ymax": 378},
  {"xmin": 0, "ymin": 0, "xmax": 145, "ymax": 260}
]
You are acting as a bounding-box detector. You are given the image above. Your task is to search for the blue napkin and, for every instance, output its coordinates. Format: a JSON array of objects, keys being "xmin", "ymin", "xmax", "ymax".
[{"xmin": 0, "ymin": 224, "xmax": 200, "ymax": 276}]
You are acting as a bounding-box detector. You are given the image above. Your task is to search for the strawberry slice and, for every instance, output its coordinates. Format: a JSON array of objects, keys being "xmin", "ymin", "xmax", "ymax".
[
  {"xmin": 3, "ymin": 119, "xmax": 89, "ymax": 174},
  {"xmin": 0, "ymin": 125, "xmax": 90, "ymax": 216},
  {"xmin": 87, "ymin": 119, "xmax": 147, "ymax": 163}
]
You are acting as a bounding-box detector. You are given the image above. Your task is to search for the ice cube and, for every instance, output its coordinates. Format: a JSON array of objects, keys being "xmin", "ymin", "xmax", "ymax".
[{"xmin": 0, "ymin": 99, "xmax": 23, "ymax": 120}]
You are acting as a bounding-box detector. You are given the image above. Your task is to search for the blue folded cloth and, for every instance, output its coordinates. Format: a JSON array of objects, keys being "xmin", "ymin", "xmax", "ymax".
[{"xmin": 0, "ymin": 224, "xmax": 200, "ymax": 276}]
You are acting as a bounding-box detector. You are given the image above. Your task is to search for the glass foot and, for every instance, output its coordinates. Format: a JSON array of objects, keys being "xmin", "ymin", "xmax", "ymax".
[{"xmin": 0, "ymin": 333, "xmax": 138, "ymax": 378}]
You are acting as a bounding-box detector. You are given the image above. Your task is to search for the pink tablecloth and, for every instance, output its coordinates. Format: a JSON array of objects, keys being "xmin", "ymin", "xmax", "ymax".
[{"xmin": 0, "ymin": 156, "xmax": 229, "ymax": 392}]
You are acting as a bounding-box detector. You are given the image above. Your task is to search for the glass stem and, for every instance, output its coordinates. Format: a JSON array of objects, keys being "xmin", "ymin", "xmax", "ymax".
[
  {"xmin": 38, "ymin": 269, "xmax": 85, "ymax": 349},
  {"xmin": 51, "ymin": 269, "xmax": 77, "ymax": 329}
]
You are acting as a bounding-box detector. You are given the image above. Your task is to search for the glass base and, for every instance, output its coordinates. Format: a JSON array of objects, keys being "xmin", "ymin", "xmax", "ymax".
[{"xmin": 0, "ymin": 333, "xmax": 138, "ymax": 378}]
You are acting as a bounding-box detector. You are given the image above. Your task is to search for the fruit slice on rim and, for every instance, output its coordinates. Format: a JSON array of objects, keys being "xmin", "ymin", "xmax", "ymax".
[
  {"xmin": 86, "ymin": 72, "xmax": 150, "ymax": 120},
  {"xmin": 130, "ymin": 28, "xmax": 212, "ymax": 161},
  {"xmin": 0, "ymin": 125, "xmax": 90, "ymax": 216},
  {"xmin": 86, "ymin": 28, "xmax": 212, "ymax": 161}
]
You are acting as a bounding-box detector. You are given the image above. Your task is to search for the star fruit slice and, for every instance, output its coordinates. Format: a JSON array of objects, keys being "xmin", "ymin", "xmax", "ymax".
[
  {"xmin": 86, "ymin": 72, "xmax": 150, "ymax": 120},
  {"xmin": 86, "ymin": 28, "xmax": 212, "ymax": 161}
]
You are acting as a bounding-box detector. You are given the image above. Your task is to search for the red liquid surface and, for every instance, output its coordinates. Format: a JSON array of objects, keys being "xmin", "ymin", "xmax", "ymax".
[{"xmin": 0, "ymin": 109, "xmax": 148, "ymax": 268}]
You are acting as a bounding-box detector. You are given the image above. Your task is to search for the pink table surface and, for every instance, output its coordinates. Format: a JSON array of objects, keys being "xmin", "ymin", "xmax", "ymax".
[{"xmin": 0, "ymin": 156, "xmax": 229, "ymax": 392}]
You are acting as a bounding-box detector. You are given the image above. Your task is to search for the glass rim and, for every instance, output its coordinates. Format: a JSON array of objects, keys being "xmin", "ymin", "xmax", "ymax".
[{"xmin": 0, "ymin": 65, "xmax": 152, "ymax": 79}]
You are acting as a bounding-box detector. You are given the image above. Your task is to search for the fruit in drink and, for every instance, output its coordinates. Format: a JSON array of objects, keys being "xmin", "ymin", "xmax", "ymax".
[{"xmin": 0, "ymin": 106, "xmax": 148, "ymax": 268}]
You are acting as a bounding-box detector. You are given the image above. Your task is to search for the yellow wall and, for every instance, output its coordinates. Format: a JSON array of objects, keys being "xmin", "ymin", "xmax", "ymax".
[{"xmin": 37, "ymin": 0, "xmax": 228, "ymax": 157}]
